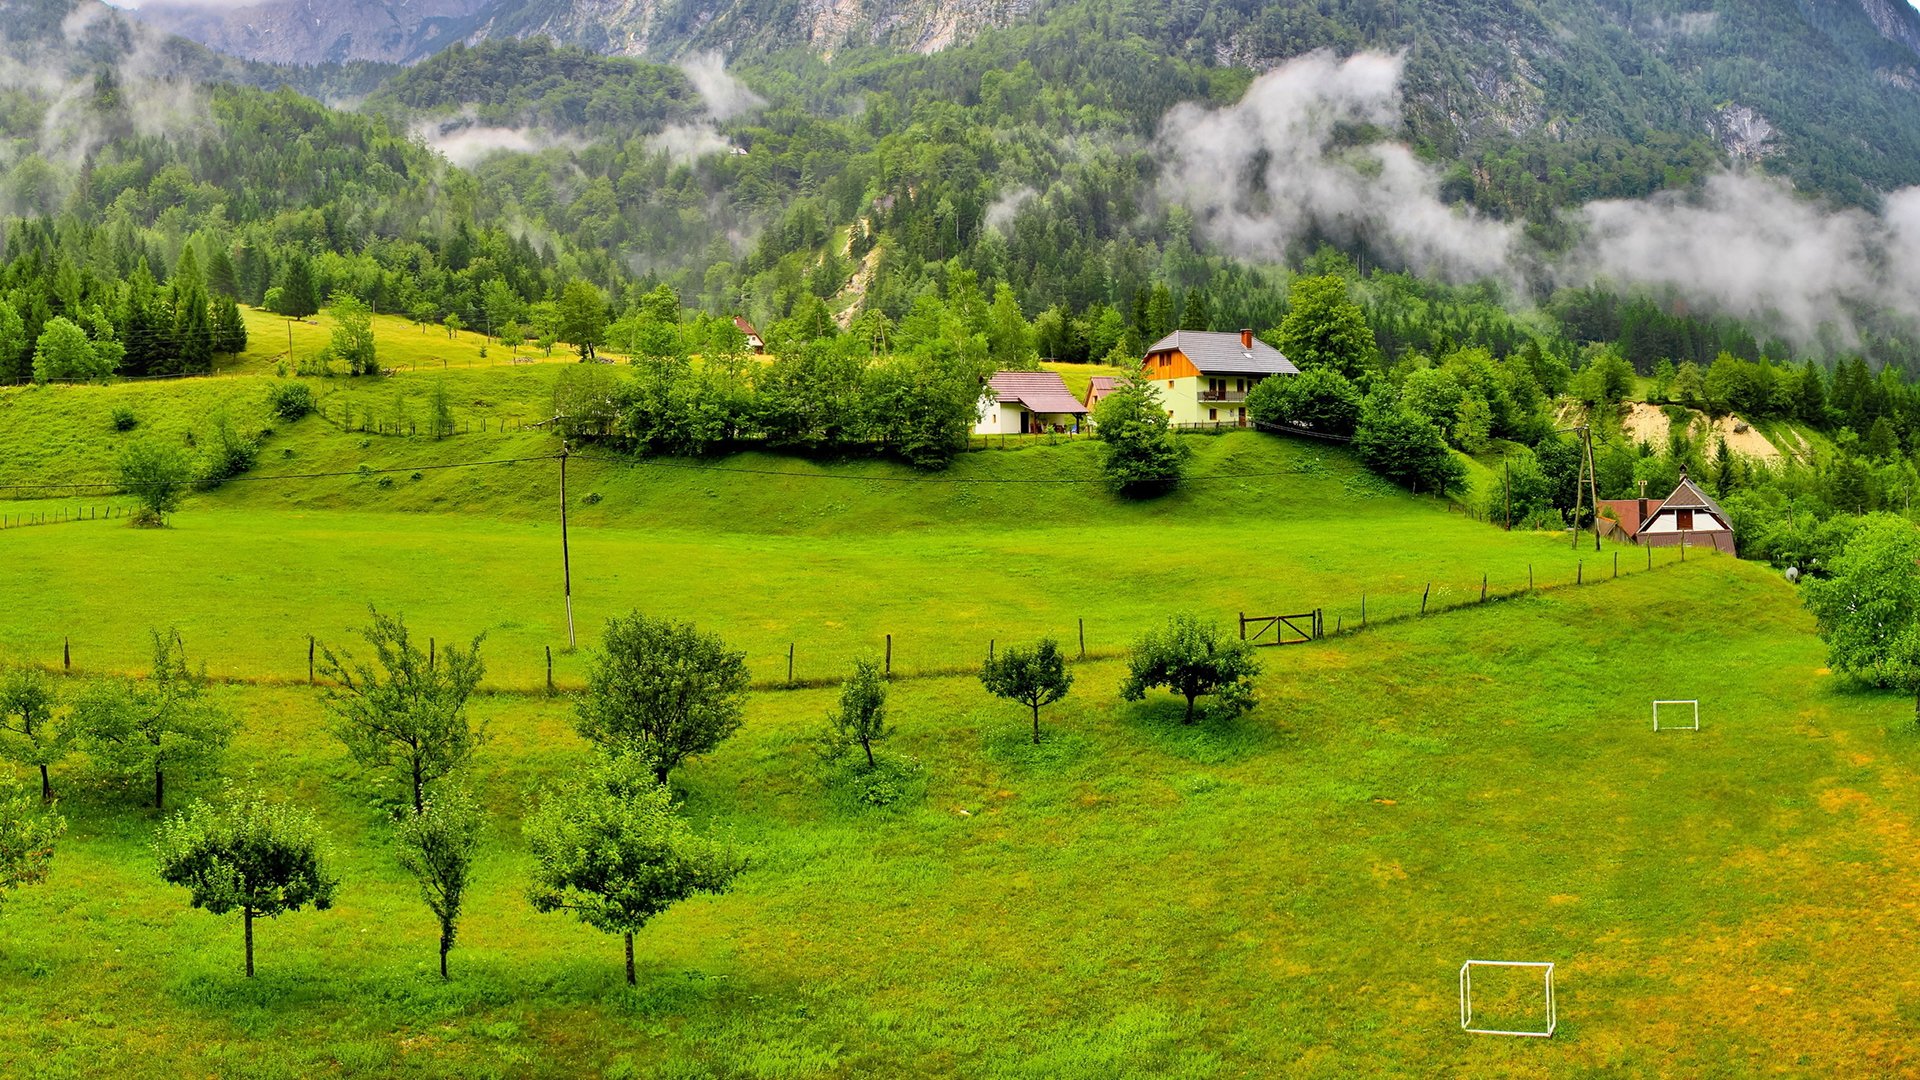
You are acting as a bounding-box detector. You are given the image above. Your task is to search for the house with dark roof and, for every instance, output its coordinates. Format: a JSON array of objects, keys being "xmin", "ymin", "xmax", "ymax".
[
  {"xmin": 1142, "ymin": 330, "xmax": 1298, "ymax": 426},
  {"xmin": 1597, "ymin": 470, "xmax": 1735, "ymax": 553},
  {"xmin": 1083, "ymin": 376, "xmax": 1119, "ymax": 411},
  {"xmin": 974, "ymin": 371, "xmax": 1089, "ymax": 435}
]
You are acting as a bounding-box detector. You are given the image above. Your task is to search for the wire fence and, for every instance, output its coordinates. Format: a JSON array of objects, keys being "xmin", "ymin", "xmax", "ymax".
[{"xmin": 11, "ymin": 539, "xmax": 1710, "ymax": 695}]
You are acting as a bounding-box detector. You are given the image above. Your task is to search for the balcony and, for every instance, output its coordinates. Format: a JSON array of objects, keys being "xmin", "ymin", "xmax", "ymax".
[{"xmin": 1198, "ymin": 390, "xmax": 1247, "ymax": 404}]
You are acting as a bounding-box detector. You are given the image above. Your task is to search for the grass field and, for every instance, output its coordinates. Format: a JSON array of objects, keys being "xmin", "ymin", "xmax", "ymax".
[
  {"xmin": 3, "ymin": 556, "xmax": 1916, "ymax": 1078},
  {"xmin": 3, "ymin": 345, "xmax": 1916, "ymax": 1077}
]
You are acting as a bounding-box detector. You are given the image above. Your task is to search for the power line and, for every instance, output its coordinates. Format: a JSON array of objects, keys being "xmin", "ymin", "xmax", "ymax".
[{"xmin": 565, "ymin": 450, "xmax": 1285, "ymax": 485}]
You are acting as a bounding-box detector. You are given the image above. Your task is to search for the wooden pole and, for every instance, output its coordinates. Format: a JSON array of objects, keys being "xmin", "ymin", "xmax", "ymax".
[
  {"xmin": 1079, "ymin": 618, "xmax": 1085, "ymax": 659},
  {"xmin": 63, "ymin": 638, "xmax": 70, "ymax": 673},
  {"xmin": 1587, "ymin": 426, "xmax": 1603, "ymax": 552},
  {"xmin": 1239, "ymin": 612, "xmax": 1247, "ymax": 641},
  {"xmin": 308, "ymin": 636, "xmax": 315, "ymax": 685},
  {"xmin": 1481, "ymin": 574, "xmax": 1487, "ymax": 602},
  {"xmin": 787, "ymin": 644, "xmax": 794, "ymax": 687},
  {"xmin": 989, "ymin": 639, "xmax": 994, "ymax": 662},
  {"xmin": 1421, "ymin": 583, "xmax": 1431, "ymax": 615},
  {"xmin": 885, "ymin": 634, "xmax": 892, "ymax": 677},
  {"xmin": 560, "ymin": 445, "xmax": 575, "ymax": 649},
  {"xmin": 1578, "ymin": 561, "xmax": 1583, "ymax": 585},
  {"xmin": 1361, "ymin": 592, "xmax": 1366, "ymax": 627},
  {"xmin": 1614, "ymin": 552, "xmax": 1619, "ymax": 579},
  {"xmin": 429, "ymin": 637, "xmax": 435, "ymax": 669},
  {"xmin": 546, "ymin": 646, "xmax": 554, "ymax": 694}
]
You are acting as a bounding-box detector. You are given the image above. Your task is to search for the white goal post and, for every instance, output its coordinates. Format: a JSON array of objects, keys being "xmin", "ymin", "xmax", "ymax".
[
  {"xmin": 1652, "ymin": 700, "xmax": 1699, "ymax": 732},
  {"xmin": 1459, "ymin": 960, "xmax": 1556, "ymax": 1037}
]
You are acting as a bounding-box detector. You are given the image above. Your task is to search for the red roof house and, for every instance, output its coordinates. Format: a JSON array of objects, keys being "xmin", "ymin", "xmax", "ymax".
[{"xmin": 974, "ymin": 371, "xmax": 1089, "ymax": 435}]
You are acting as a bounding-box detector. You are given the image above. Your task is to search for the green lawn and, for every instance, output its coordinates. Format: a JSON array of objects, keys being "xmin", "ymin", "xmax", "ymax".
[
  {"xmin": 3, "ymin": 557, "xmax": 1916, "ymax": 1077},
  {"xmin": 2, "ymin": 430, "xmax": 1628, "ymax": 688},
  {"xmin": 4, "ymin": 363, "xmax": 1915, "ymax": 1077}
]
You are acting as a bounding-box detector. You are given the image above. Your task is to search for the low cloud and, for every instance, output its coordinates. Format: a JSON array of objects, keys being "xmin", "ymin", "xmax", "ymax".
[
  {"xmin": 646, "ymin": 122, "xmax": 734, "ymax": 165},
  {"xmin": 679, "ymin": 51, "xmax": 764, "ymax": 122},
  {"xmin": 1158, "ymin": 51, "xmax": 1520, "ymax": 284},
  {"xmin": 412, "ymin": 114, "xmax": 584, "ymax": 167},
  {"xmin": 1159, "ymin": 48, "xmax": 1920, "ymax": 347}
]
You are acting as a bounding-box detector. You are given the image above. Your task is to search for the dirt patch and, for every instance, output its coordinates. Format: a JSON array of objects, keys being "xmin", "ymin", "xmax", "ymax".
[
  {"xmin": 1615, "ymin": 402, "xmax": 1788, "ymax": 466},
  {"xmin": 1620, "ymin": 401, "xmax": 1675, "ymax": 448}
]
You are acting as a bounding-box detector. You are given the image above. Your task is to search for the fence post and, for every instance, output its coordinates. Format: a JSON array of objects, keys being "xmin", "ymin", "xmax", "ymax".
[
  {"xmin": 1481, "ymin": 574, "xmax": 1487, "ymax": 602},
  {"xmin": 989, "ymin": 639, "xmax": 994, "ymax": 662},
  {"xmin": 1079, "ymin": 618, "xmax": 1086, "ymax": 659},
  {"xmin": 546, "ymin": 646, "xmax": 554, "ymax": 695},
  {"xmin": 1578, "ymin": 561, "xmax": 1583, "ymax": 585},
  {"xmin": 1361, "ymin": 592, "xmax": 1366, "ymax": 628},
  {"xmin": 308, "ymin": 636, "xmax": 315, "ymax": 685},
  {"xmin": 1648, "ymin": 544, "xmax": 1653, "ymax": 570},
  {"xmin": 1529, "ymin": 564, "xmax": 1534, "ymax": 591},
  {"xmin": 429, "ymin": 638, "xmax": 436, "ymax": 669},
  {"xmin": 1239, "ymin": 612, "xmax": 1247, "ymax": 641},
  {"xmin": 885, "ymin": 634, "xmax": 892, "ymax": 677},
  {"xmin": 63, "ymin": 638, "xmax": 70, "ymax": 673},
  {"xmin": 1614, "ymin": 552, "xmax": 1619, "ymax": 579},
  {"xmin": 787, "ymin": 643, "xmax": 795, "ymax": 687},
  {"xmin": 1421, "ymin": 583, "xmax": 1431, "ymax": 615}
]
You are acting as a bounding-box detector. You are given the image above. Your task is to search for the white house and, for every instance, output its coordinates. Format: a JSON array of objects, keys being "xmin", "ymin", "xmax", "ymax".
[{"xmin": 974, "ymin": 371, "xmax": 1089, "ymax": 435}]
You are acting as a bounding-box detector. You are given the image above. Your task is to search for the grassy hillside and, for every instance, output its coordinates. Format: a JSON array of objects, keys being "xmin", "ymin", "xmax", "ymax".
[
  {"xmin": 3, "ymin": 553, "xmax": 1915, "ymax": 1077},
  {"xmin": 0, "ymin": 406, "xmax": 1636, "ymax": 688}
]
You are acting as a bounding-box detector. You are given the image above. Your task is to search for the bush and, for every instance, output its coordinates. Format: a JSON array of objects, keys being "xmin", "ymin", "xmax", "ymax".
[
  {"xmin": 267, "ymin": 381, "xmax": 314, "ymax": 421},
  {"xmin": 1246, "ymin": 367, "xmax": 1362, "ymax": 435},
  {"xmin": 109, "ymin": 405, "xmax": 138, "ymax": 432},
  {"xmin": 1352, "ymin": 392, "xmax": 1466, "ymax": 495},
  {"xmin": 197, "ymin": 414, "xmax": 259, "ymax": 490}
]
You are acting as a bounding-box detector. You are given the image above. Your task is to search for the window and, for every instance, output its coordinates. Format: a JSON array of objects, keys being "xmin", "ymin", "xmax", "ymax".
[
  {"xmin": 1208, "ymin": 408, "xmax": 1218, "ymax": 420},
  {"xmin": 1676, "ymin": 509, "xmax": 1694, "ymax": 530}
]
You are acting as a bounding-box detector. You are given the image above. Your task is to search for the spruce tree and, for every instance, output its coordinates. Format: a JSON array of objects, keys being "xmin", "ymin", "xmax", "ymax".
[{"xmin": 278, "ymin": 254, "xmax": 319, "ymax": 319}]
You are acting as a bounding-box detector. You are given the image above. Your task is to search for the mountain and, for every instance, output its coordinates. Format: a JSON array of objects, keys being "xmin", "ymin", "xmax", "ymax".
[
  {"xmin": 117, "ymin": 0, "xmax": 491, "ymax": 66},
  {"xmin": 111, "ymin": 0, "xmax": 1035, "ymax": 64}
]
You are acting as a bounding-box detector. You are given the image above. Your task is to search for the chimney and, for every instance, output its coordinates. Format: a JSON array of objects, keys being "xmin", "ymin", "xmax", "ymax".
[
  {"xmin": 1240, "ymin": 328, "xmax": 1254, "ymax": 349},
  {"xmin": 1637, "ymin": 480, "xmax": 1649, "ymax": 526}
]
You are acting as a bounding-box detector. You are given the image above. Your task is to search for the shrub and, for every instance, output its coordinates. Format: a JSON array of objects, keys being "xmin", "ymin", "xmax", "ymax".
[
  {"xmin": 110, "ymin": 405, "xmax": 138, "ymax": 432},
  {"xmin": 1093, "ymin": 372, "xmax": 1188, "ymax": 497},
  {"xmin": 267, "ymin": 381, "xmax": 314, "ymax": 421},
  {"xmin": 196, "ymin": 414, "xmax": 259, "ymax": 490},
  {"xmin": 1246, "ymin": 367, "xmax": 1361, "ymax": 435}
]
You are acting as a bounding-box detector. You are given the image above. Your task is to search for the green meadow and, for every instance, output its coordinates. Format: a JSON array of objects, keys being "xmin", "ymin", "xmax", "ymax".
[{"xmin": 3, "ymin": 355, "xmax": 1918, "ymax": 1077}]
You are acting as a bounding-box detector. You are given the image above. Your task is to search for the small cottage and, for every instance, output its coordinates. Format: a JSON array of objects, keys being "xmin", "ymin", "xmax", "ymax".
[
  {"xmin": 974, "ymin": 371, "xmax": 1089, "ymax": 435},
  {"xmin": 733, "ymin": 316, "xmax": 766, "ymax": 355},
  {"xmin": 1083, "ymin": 376, "xmax": 1119, "ymax": 411},
  {"xmin": 1597, "ymin": 471, "xmax": 1735, "ymax": 553}
]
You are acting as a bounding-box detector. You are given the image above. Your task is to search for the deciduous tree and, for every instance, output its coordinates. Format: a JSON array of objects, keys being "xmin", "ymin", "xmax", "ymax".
[
  {"xmin": 0, "ymin": 777, "xmax": 62, "ymax": 912},
  {"xmin": 824, "ymin": 657, "xmax": 891, "ymax": 767},
  {"xmin": 525, "ymin": 752, "xmax": 746, "ymax": 986},
  {"xmin": 1093, "ymin": 372, "xmax": 1187, "ymax": 497},
  {"xmin": 395, "ymin": 784, "xmax": 483, "ymax": 979},
  {"xmin": 319, "ymin": 609, "xmax": 486, "ymax": 815},
  {"xmin": 980, "ymin": 638, "xmax": 1074, "ymax": 744},
  {"xmin": 0, "ymin": 667, "xmax": 71, "ymax": 801},
  {"xmin": 154, "ymin": 782, "xmax": 338, "ymax": 977},
  {"xmin": 575, "ymin": 613, "xmax": 749, "ymax": 786},
  {"xmin": 75, "ymin": 629, "xmax": 234, "ymax": 810},
  {"xmin": 1121, "ymin": 615, "xmax": 1261, "ymax": 724}
]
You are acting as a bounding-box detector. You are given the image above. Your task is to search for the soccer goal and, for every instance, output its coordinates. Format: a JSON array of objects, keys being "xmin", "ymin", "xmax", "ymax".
[
  {"xmin": 1652, "ymin": 699, "xmax": 1700, "ymax": 732},
  {"xmin": 1459, "ymin": 960, "xmax": 1556, "ymax": 1037}
]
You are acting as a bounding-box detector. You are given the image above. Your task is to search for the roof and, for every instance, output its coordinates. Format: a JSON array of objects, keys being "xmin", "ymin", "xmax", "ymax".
[
  {"xmin": 1084, "ymin": 376, "xmax": 1119, "ymax": 405},
  {"xmin": 986, "ymin": 371, "xmax": 1088, "ymax": 415},
  {"xmin": 1597, "ymin": 499, "xmax": 1658, "ymax": 537},
  {"xmin": 732, "ymin": 316, "xmax": 762, "ymax": 340},
  {"xmin": 1658, "ymin": 472, "xmax": 1730, "ymax": 524},
  {"xmin": 1145, "ymin": 331, "xmax": 1298, "ymax": 376}
]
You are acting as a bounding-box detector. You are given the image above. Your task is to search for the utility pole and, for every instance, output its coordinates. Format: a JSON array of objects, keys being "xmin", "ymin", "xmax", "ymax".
[
  {"xmin": 1585, "ymin": 425, "xmax": 1602, "ymax": 552},
  {"xmin": 286, "ymin": 319, "xmax": 294, "ymax": 366},
  {"xmin": 559, "ymin": 441, "xmax": 575, "ymax": 649}
]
